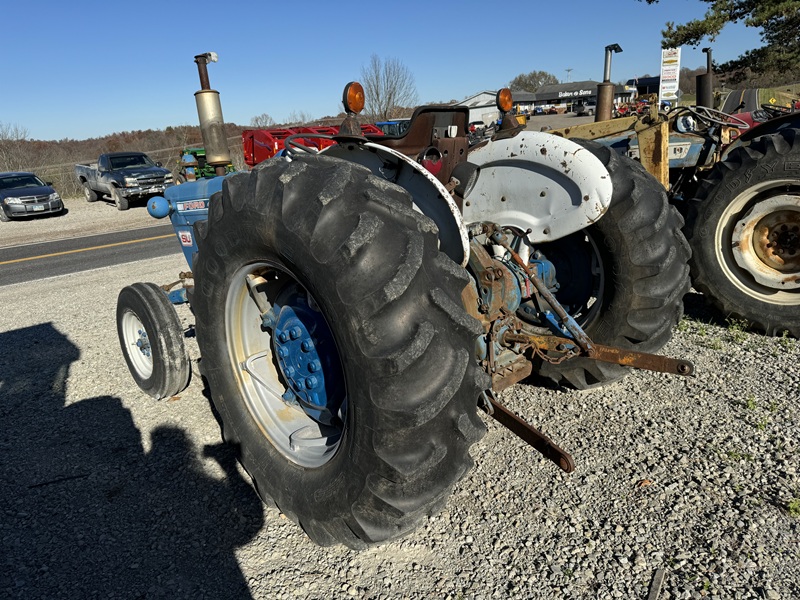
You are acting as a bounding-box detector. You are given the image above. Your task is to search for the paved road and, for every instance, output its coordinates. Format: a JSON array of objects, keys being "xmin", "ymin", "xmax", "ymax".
[
  {"xmin": 0, "ymin": 223, "xmax": 179, "ymax": 287},
  {"xmin": 722, "ymin": 88, "xmax": 759, "ymax": 113}
]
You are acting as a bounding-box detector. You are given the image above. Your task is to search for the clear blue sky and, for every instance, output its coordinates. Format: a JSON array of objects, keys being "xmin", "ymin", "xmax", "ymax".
[{"xmin": 3, "ymin": 0, "xmax": 763, "ymax": 141}]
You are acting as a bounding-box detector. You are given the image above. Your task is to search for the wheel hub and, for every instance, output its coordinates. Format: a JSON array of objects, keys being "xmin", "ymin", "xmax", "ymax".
[
  {"xmin": 136, "ymin": 329, "xmax": 152, "ymax": 357},
  {"xmin": 732, "ymin": 195, "xmax": 800, "ymax": 290},
  {"xmin": 268, "ymin": 294, "xmax": 344, "ymax": 426}
]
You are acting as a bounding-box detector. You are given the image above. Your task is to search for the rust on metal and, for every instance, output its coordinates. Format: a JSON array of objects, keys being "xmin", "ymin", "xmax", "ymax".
[
  {"xmin": 484, "ymin": 225, "xmax": 595, "ymax": 353},
  {"xmin": 194, "ymin": 54, "xmax": 212, "ymax": 90},
  {"xmin": 548, "ymin": 115, "xmax": 639, "ymax": 141},
  {"xmin": 636, "ymin": 120, "xmax": 670, "ymax": 189},
  {"xmin": 491, "ymin": 356, "xmax": 532, "ymax": 392},
  {"xmin": 510, "ymin": 331, "xmax": 695, "ymax": 377},
  {"xmin": 482, "ymin": 392, "xmax": 575, "ymax": 473},
  {"xmin": 753, "ymin": 211, "xmax": 800, "ymax": 272}
]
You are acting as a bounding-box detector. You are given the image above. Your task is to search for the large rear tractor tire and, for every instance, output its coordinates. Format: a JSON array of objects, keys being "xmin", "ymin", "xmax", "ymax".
[
  {"xmin": 192, "ymin": 154, "xmax": 487, "ymax": 548},
  {"xmin": 116, "ymin": 282, "xmax": 190, "ymax": 399},
  {"xmin": 532, "ymin": 140, "xmax": 691, "ymax": 389},
  {"xmin": 685, "ymin": 128, "xmax": 800, "ymax": 337}
]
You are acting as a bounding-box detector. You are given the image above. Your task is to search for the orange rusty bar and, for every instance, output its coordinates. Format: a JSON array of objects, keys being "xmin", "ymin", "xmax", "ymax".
[{"xmin": 506, "ymin": 332, "xmax": 695, "ymax": 377}]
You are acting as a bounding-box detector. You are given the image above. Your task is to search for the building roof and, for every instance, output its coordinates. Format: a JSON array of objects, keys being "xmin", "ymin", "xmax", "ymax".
[
  {"xmin": 509, "ymin": 90, "xmax": 536, "ymax": 102},
  {"xmin": 456, "ymin": 91, "xmax": 497, "ymax": 108}
]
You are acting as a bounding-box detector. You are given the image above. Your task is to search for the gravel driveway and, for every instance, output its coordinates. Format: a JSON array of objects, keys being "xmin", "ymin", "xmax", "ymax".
[{"xmin": 0, "ymin": 193, "xmax": 798, "ymax": 599}]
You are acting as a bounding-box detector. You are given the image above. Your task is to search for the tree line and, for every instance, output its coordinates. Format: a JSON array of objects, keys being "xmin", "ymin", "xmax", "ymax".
[{"xmin": 0, "ymin": 122, "xmax": 247, "ymax": 199}]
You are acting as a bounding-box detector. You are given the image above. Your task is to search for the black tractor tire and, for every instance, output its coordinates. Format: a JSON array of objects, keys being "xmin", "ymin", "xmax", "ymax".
[
  {"xmin": 534, "ymin": 139, "xmax": 691, "ymax": 389},
  {"xmin": 192, "ymin": 153, "xmax": 488, "ymax": 549},
  {"xmin": 111, "ymin": 187, "xmax": 129, "ymax": 211},
  {"xmin": 83, "ymin": 182, "xmax": 99, "ymax": 202},
  {"xmin": 685, "ymin": 128, "xmax": 800, "ymax": 337},
  {"xmin": 116, "ymin": 282, "xmax": 190, "ymax": 399}
]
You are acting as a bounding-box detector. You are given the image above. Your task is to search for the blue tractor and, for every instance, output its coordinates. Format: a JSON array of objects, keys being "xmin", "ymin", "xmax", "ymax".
[{"xmin": 116, "ymin": 53, "xmax": 693, "ymax": 549}]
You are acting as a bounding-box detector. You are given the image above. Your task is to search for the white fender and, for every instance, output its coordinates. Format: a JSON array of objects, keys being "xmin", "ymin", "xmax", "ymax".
[
  {"xmin": 464, "ymin": 132, "xmax": 613, "ymax": 243},
  {"xmin": 323, "ymin": 142, "xmax": 470, "ymax": 267}
]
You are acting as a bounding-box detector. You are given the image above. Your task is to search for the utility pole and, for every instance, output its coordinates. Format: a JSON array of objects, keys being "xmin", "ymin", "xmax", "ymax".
[{"xmin": 565, "ymin": 68, "xmax": 573, "ymax": 83}]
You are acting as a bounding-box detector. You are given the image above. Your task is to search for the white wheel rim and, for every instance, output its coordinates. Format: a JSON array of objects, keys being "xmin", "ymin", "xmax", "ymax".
[
  {"xmin": 121, "ymin": 310, "xmax": 153, "ymax": 379},
  {"xmin": 225, "ymin": 262, "xmax": 346, "ymax": 469},
  {"xmin": 714, "ymin": 179, "xmax": 800, "ymax": 304}
]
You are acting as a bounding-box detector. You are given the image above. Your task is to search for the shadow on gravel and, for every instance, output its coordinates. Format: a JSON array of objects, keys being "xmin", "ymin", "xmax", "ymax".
[
  {"xmin": 0, "ymin": 323, "xmax": 264, "ymax": 599},
  {"xmin": 682, "ymin": 289, "xmax": 730, "ymax": 327}
]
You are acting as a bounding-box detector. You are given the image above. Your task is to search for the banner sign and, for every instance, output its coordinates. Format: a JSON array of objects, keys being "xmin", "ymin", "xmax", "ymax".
[{"xmin": 659, "ymin": 47, "xmax": 681, "ymax": 104}]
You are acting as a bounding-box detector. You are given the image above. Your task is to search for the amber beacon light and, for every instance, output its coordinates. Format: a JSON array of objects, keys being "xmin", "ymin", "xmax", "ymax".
[{"xmin": 343, "ymin": 82, "xmax": 365, "ymax": 115}]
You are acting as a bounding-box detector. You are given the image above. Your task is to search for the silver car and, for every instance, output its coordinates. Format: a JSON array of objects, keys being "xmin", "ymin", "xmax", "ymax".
[{"xmin": 0, "ymin": 172, "xmax": 64, "ymax": 222}]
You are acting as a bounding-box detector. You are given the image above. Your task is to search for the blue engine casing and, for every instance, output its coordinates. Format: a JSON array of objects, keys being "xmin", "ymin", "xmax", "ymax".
[{"xmin": 147, "ymin": 177, "xmax": 225, "ymax": 270}]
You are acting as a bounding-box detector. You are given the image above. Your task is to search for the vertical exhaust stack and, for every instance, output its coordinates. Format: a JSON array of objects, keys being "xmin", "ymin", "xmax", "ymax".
[
  {"xmin": 696, "ymin": 48, "xmax": 713, "ymax": 109},
  {"xmin": 596, "ymin": 44, "xmax": 622, "ymax": 122},
  {"xmin": 194, "ymin": 52, "xmax": 232, "ymax": 177}
]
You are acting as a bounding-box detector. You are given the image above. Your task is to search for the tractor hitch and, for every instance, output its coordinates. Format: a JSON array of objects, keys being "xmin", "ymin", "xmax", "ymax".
[
  {"xmin": 503, "ymin": 331, "xmax": 695, "ymax": 377},
  {"xmin": 480, "ymin": 390, "xmax": 575, "ymax": 473}
]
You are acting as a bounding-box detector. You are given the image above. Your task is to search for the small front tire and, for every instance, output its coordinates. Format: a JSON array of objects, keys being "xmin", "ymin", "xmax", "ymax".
[{"xmin": 117, "ymin": 282, "xmax": 190, "ymax": 399}]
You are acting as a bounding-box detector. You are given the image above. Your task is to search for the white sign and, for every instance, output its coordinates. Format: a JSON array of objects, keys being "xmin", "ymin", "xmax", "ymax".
[{"xmin": 659, "ymin": 47, "xmax": 681, "ymax": 104}]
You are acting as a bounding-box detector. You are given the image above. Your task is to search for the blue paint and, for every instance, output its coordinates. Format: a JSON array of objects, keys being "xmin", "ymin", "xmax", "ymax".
[
  {"xmin": 270, "ymin": 293, "xmax": 344, "ymax": 426},
  {"xmin": 148, "ymin": 177, "xmax": 226, "ymax": 270}
]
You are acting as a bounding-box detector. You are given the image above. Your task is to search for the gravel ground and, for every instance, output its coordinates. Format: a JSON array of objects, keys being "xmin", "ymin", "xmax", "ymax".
[{"xmin": 1, "ymin": 188, "xmax": 799, "ymax": 600}]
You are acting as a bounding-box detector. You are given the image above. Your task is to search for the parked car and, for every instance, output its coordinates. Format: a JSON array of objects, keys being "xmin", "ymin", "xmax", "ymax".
[
  {"xmin": 0, "ymin": 172, "xmax": 64, "ymax": 222},
  {"xmin": 468, "ymin": 120, "xmax": 487, "ymax": 133},
  {"xmin": 575, "ymin": 102, "xmax": 597, "ymax": 116}
]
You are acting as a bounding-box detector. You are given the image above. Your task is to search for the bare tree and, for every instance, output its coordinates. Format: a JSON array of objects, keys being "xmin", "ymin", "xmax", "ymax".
[
  {"xmin": 678, "ymin": 66, "xmax": 706, "ymax": 95},
  {"xmin": 0, "ymin": 122, "xmax": 31, "ymax": 172},
  {"xmin": 508, "ymin": 70, "xmax": 559, "ymax": 93},
  {"xmin": 360, "ymin": 55, "xmax": 419, "ymax": 121},
  {"xmin": 250, "ymin": 113, "xmax": 276, "ymax": 128},
  {"xmin": 283, "ymin": 111, "xmax": 314, "ymax": 127}
]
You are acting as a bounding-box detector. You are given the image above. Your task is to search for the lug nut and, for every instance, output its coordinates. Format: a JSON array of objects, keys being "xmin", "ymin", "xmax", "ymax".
[
  {"xmin": 309, "ymin": 360, "xmax": 321, "ymax": 372},
  {"xmin": 290, "ymin": 326, "xmax": 302, "ymax": 339},
  {"xmin": 301, "ymin": 339, "xmax": 313, "ymax": 352},
  {"xmin": 305, "ymin": 376, "xmax": 318, "ymax": 389},
  {"xmin": 278, "ymin": 330, "xmax": 289, "ymax": 342}
]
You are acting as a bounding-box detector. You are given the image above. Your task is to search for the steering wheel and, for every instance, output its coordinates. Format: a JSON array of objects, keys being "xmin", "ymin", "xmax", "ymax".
[
  {"xmin": 760, "ymin": 103, "xmax": 794, "ymax": 118},
  {"xmin": 688, "ymin": 105, "xmax": 750, "ymax": 129}
]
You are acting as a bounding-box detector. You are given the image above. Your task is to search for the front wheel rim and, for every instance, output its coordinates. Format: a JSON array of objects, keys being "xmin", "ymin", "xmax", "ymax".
[
  {"xmin": 120, "ymin": 310, "xmax": 153, "ymax": 379},
  {"xmin": 225, "ymin": 262, "xmax": 347, "ymax": 469}
]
